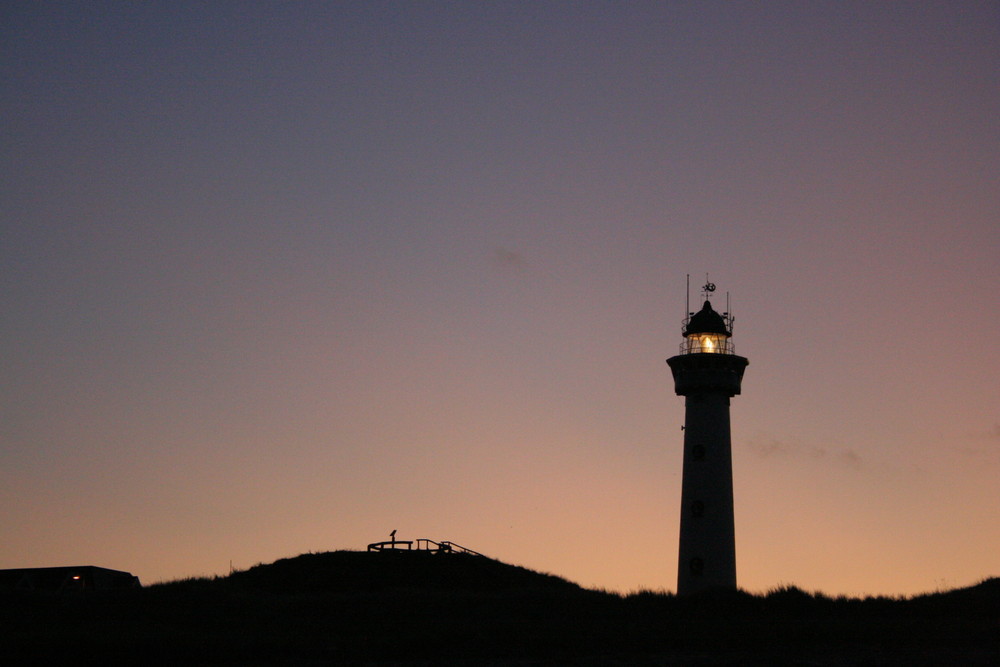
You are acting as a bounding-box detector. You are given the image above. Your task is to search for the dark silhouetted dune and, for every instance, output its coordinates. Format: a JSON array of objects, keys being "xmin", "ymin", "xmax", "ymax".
[
  {"xmin": 225, "ymin": 549, "xmax": 585, "ymax": 595},
  {"xmin": 2, "ymin": 551, "xmax": 997, "ymax": 665}
]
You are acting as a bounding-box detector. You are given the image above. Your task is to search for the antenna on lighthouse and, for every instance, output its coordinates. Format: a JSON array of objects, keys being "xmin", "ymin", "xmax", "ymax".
[
  {"xmin": 685, "ymin": 274, "xmax": 690, "ymax": 317},
  {"xmin": 725, "ymin": 291, "xmax": 733, "ymax": 332}
]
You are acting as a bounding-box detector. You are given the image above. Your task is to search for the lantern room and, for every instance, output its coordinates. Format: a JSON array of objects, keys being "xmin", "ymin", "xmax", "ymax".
[{"xmin": 679, "ymin": 300, "xmax": 735, "ymax": 355}]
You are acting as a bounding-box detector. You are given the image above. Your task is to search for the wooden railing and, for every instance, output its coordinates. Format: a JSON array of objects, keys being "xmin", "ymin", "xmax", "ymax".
[
  {"xmin": 367, "ymin": 538, "xmax": 484, "ymax": 557},
  {"xmin": 415, "ymin": 539, "xmax": 484, "ymax": 556}
]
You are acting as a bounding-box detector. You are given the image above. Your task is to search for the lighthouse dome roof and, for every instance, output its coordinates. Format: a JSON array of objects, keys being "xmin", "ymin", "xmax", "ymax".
[{"xmin": 685, "ymin": 300, "xmax": 730, "ymax": 336}]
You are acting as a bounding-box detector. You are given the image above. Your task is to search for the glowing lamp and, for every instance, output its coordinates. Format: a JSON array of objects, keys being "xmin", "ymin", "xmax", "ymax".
[{"xmin": 681, "ymin": 300, "xmax": 734, "ymax": 355}]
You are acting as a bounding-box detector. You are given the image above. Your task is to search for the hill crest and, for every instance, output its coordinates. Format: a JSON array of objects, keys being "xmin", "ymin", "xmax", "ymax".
[{"xmin": 221, "ymin": 549, "xmax": 587, "ymax": 596}]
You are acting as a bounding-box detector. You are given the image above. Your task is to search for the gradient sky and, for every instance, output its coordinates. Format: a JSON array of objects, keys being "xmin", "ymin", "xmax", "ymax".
[{"xmin": 2, "ymin": 1, "xmax": 998, "ymax": 597}]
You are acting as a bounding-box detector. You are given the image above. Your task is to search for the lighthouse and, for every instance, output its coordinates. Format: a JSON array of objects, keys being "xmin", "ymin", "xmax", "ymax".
[{"xmin": 667, "ymin": 281, "xmax": 748, "ymax": 595}]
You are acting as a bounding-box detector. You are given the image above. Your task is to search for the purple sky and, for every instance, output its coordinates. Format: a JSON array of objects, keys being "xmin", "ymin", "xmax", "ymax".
[{"xmin": 2, "ymin": 1, "xmax": 998, "ymax": 595}]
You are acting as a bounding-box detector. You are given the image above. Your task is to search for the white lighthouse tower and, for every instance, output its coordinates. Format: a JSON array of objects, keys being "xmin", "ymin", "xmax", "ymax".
[{"xmin": 666, "ymin": 280, "xmax": 748, "ymax": 595}]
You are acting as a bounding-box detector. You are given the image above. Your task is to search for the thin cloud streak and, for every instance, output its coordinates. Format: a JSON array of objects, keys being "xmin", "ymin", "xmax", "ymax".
[
  {"xmin": 745, "ymin": 435, "xmax": 863, "ymax": 471},
  {"xmin": 492, "ymin": 247, "xmax": 528, "ymax": 269}
]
